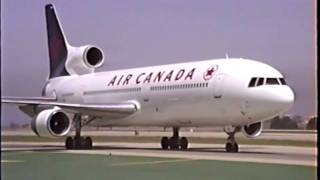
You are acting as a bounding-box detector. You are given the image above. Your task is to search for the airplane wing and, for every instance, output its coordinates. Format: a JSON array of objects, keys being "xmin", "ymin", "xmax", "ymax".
[{"xmin": 2, "ymin": 97, "xmax": 138, "ymax": 118}]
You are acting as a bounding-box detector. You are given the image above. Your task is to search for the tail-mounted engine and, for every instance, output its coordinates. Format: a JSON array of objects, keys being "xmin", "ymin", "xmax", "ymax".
[
  {"xmin": 83, "ymin": 46, "xmax": 104, "ymax": 68},
  {"xmin": 31, "ymin": 107, "xmax": 71, "ymax": 137},
  {"xmin": 45, "ymin": 4, "xmax": 105, "ymax": 77},
  {"xmin": 241, "ymin": 121, "xmax": 263, "ymax": 138},
  {"xmin": 65, "ymin": 45, "xmax": 105, "ymax": 75}
]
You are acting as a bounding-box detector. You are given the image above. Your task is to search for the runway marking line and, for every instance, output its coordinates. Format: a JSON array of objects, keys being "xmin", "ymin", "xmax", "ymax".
[
  {"xmin": 1, "ymin": 160, "xmax": 24, "ymax": 163},
  {"xmin": 109, "ymin": 159, "xmax": 194, "ymax": 167}
]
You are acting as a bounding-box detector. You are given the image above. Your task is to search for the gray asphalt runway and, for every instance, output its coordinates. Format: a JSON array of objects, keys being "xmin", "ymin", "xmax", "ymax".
[
  {"xmin": 2, "ymin": 141, "xmax": 316, "ymax": 167},
  {"xmin": 2, "ymin": 129, "xmax": 317, "ymax": 142}
]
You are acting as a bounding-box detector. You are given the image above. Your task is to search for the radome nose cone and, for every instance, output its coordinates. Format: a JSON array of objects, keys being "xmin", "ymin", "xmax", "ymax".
[{"xmin": 280, "ymin": 87, "xmax": 295, "ymax": 111}]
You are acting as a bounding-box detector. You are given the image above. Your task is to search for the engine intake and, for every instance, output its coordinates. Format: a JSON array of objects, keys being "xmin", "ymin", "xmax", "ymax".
[
  {"xmin": 83, "ymin": 46, "xmax": 104, "ymax": 68},
  {"xmin": 31, "ymin": 108, "xmax": 71, "ymax": 137},
  {"xmin": 242, "ymin": 121, "xmax": 263, "ymax": 138}
]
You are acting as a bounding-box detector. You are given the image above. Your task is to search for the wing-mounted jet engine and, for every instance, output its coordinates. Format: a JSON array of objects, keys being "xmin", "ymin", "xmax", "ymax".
[
  {"xmin": 241, "ymin": 121, "xmax": 263, "ymax": 138},
  {"xmin": 31, "ymin": 107, "xmax": 71, "ymax": 137}
]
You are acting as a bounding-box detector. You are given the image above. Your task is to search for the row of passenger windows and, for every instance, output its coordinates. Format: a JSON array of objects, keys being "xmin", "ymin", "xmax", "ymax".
[
  {"xmin": 83, "ymin": 87, "xmax": 142, "ymax": 95},
  {"xmin": 248, "ymin": 77, "xmax": 286, "ymax": 87},
  {"xmin": 150, "ymin": 83, "xmax": 209, "ymax": 91},
  {"xmin": 83, "ymin": 82, "xmax": 210, "ymax": 95}
]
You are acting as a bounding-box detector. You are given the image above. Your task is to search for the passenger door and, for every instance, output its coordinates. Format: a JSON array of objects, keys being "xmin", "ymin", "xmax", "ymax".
[{"xmin": 213, "ymin": 74, "xmax": 224, "ymax": 99}]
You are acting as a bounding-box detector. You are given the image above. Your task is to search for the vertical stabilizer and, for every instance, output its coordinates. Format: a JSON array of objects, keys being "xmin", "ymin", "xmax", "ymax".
[{"xmin": 45, "ymin": 4, "xmax": 70, "ymax": 78}]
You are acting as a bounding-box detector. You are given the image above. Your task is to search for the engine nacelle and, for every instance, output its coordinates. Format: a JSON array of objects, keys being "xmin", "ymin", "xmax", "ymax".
[
  {"xmin": 241, "ymin": 121, "xmax": 263, "ymax": 138},
  {"xmin": 82, "ymin": 45, "xmax": 104, "ymax": 68},
  {"xmin": 65, "ymin": 45, "xmax": 105, "ymax": 75},
  {"xmin": 31, "ymin": 107, "xmax": 71, "ymax": 137}
]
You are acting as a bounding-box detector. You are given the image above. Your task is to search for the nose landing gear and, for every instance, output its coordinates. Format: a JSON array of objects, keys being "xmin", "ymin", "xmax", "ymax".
[
  {"xmin": 224, "ymin": 126, "xmax": 241, "ymax": 152},
  {"xmin": 225, "ymin": 133, "xmax": 239, "ymax": 152}
]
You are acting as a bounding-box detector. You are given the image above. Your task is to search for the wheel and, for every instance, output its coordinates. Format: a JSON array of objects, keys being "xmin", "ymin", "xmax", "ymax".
[
  {"xmin": 225, "ymin": 142, "xmax": 239, "ymax": 152},
  {"xmin": 161, "ymin": 137, "xmax": 169, "ymax": 150},
  {"xmin": 74, "ymin": 136, "xmax": 86, "ymax": 149},
  {"xmin": 65, "ymin": 136, "xmax": 73, "ymax": 149},
  {"xmin": 169, "ymin": 137, "xmax": 179, "ymax": 150},
  {"xmin": 225, "ymin": 142, "xmax": 233, "ymax": 152},
  {"xmin": 180, "ymin": 137, "xmax": 188, "ymax": 150},
  {"xmin": 233, "ymin": 143, "xmax": 239, "ymax": 152},
  {"xmin": 85, "ymin": 137, "xmax": 93, "ymax": 149},
  {"xmin": 79, "ymin": 137, "xmax": 87, "ymax": 149}
]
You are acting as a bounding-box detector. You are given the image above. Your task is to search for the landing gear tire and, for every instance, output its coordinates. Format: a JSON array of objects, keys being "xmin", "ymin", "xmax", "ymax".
[
  {"xmin": 224, "ymin": 125, "xmax": 240, "ymax": 152},
  {"xmin": 65, "ymin": 114, "xmax": 94, "ymax": 150},
  {"xmin": 65, "ymin": 136, "xmax": 73, "ymax": 149},
  {"xmin": 225, "ymin": 142, "xmax": 239, "ymax": 152},
  {"xmin": 73, "ymin": 136, "xmax": 84, "ymax": 149},
  {"xmin": 234, "ymin": 143, "xmax": 239, "ymax": 152},
  {"xmin": 161, "ymin": 137, "xmax": 169, "ymax": 150},
  {"xmin": 169, "ymin": 137, "xmax": 180, "ymax": 150},
  {"xmin": 65, "ymin": 136, "xmax": 93, "ymax": 149},
  {"xmin": 160, "ymin": 127, "xmax": 189, "ymax": 150},
  {"xmin": 85, "ymin": 137, "xmax": 93, "ymax": 149},
  {"xmin": 180, "ymin": 137, "xmax": 188, "ymax": 150}
]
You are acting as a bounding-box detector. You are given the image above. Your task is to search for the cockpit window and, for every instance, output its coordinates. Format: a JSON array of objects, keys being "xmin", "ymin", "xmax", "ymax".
[
  {"xmin": 279, "ymin": 78, "xmax": 286, "ymax": 85},
  {"xmin": 248, "ymin": 77, "xmax": 287, "ymax": 87},
  {"xmin": 256, "ymin": 78, "xmax": 264, "ymax": 86},
  {"xmin": 266, "ymin": 78, "xmax": 279, "ymax": 85},
  {"xmin": 248, "ymin": 77, "xmax": 257, "ymax": 87}
]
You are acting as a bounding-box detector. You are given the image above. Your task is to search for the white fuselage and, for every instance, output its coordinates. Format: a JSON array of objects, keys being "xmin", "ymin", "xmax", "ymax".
[{"xmin": 44, "ymin": 58, "xmax": 294, "ymax": 127}]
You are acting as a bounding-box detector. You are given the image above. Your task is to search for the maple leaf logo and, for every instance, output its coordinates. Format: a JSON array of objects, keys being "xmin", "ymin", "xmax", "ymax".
[{"xmin": 203, "ymin": 65, "xmax": 218, "ymax": 81}]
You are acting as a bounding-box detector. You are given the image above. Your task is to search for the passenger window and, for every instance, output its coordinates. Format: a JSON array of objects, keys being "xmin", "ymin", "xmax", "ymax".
[
  {"xmin": 266, "ymin": 78, "xmax": 279, "ymax": 85},
  {"xmin": 279, "ymin": 78, "xmax": 286, "ymax": 85},
  {"xmin": 256, "ymin": 78, "xmax": 264, "ymax": 86},
  {"xmin": 248, "ymin": 77, "xmax": 257, "ymax": 87}
]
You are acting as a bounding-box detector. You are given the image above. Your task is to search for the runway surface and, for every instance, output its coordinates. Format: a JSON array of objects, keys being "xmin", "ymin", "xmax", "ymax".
[
  {"xmin": 2, "ymin": 141, "xmax": 317, "ymax": 167},
  {"xmin": 2, "ymin": 150, "xmax": 316, "ymax": 180},
  {"xmin": 2, "ymin": 129, "xmax": 317, "ymax": 142}
]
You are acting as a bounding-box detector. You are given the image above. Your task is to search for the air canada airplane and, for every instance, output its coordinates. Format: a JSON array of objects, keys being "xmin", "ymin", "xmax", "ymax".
[{"xmin": 2, "ymin": 4, "xmax": 295, "ymax": 152}]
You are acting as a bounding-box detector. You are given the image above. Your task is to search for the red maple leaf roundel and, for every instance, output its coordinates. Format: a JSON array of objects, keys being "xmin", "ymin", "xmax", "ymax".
[{"xmin": 203, "ymin": 65, "xmax": 218, "ymax": 81}]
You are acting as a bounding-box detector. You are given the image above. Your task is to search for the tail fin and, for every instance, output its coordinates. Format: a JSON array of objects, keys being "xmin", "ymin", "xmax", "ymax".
[{"xmin": 45, "ymin": 4, "xmax": 70, "ymax": 78}]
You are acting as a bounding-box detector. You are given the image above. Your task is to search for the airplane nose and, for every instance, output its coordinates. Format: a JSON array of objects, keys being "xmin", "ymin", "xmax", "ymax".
[
  {"xmin": 249, "ymin": 86, "xmax": 295, "ymax": 119},
  {"xmin": 277, "ymin": 86, "xmax": 295, "ymax": 112}
]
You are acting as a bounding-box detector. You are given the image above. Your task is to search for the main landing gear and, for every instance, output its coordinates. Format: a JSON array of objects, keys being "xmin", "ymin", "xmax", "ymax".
[
  {"xmin": 65, "ymin": 115, "xmax": 93, "ymax": 149},
  {"xmin": 224, "ymin": 126, "xmax": 241, "ymax": 152},
  {"xmin": 161, "ymin": 127, "xmax": 188, "ymax": 150},
  {"xmin": 159, "ymin": 126, "xmax": 241, "ymax": 152}
]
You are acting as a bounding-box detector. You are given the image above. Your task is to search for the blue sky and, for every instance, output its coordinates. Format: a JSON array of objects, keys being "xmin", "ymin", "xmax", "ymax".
[{"xmin": 1, "ymin": 0, "xmax": 316, "ymax": 126}]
